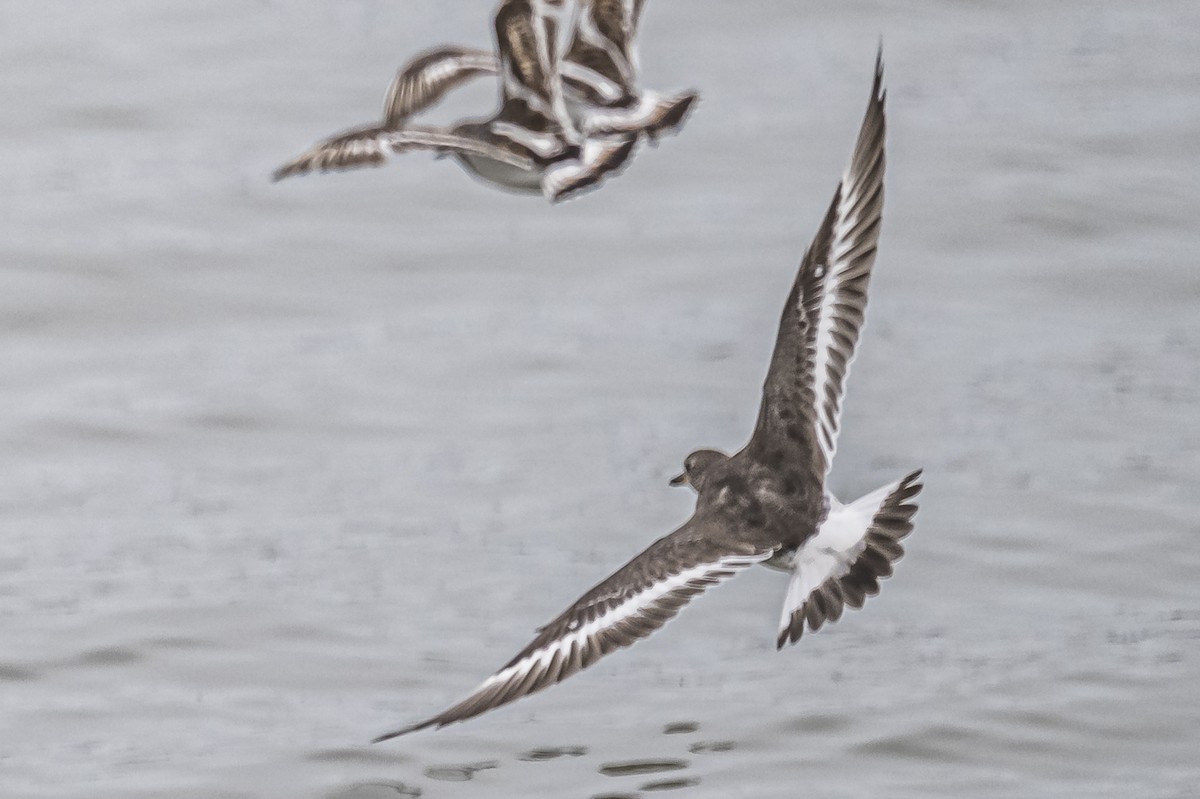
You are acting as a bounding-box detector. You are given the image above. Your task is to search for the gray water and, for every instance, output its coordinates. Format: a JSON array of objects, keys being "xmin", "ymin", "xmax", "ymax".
[{"xmin": 2, "ymin": 1, "xmax": 1198, "ymax": 797}]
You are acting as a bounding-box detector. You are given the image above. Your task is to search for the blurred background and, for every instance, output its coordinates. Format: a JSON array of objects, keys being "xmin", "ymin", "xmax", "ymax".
[{"xmin": 1, "ymin": 1, "xmax": 1197, "ymax": 797}]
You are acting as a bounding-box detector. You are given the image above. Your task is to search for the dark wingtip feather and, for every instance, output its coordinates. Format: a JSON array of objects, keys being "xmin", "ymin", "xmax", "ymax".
[
  {"xmin": 371, "ymin": 717, "xmax": 439, "ymax": 744},
  {"xmin": 548, "ymin": 136, "xmax": 637, "ymax": 203},
  {"xmin": 271, "ymin": 162, "xmax": 300, "ymax": 182},
  {"xmin": 902, "ymin": 468, "xmax": 924, "ymax": 496}
]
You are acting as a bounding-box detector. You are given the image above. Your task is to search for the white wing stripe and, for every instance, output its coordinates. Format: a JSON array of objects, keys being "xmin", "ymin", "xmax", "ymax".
[
  {"xmin": 476, "ymin": 554, "xmax": 768, "ymax": 694},
  {"xmin": 560, "ymin": 61, "xmax": 625, "ymax": 103},
  {"xmin": 810, "ymin": 169, "xmax": 878, "ymax": 469}
]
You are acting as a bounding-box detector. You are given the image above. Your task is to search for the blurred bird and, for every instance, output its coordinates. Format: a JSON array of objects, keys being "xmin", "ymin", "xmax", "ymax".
[
  {"xmin": 560, "ymin": 0, "xmax": 698, "ymax": 140},
  {"xmin": 273, "ymin": 0, "xmax": 692, "ymax": 201}
]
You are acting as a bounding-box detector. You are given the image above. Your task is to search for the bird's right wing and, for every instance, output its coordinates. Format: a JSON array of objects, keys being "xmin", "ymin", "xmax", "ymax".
[
  {"xmin": 382, "ymin": 46, "xmax": 500, "ymax": 128},
  {"xmin": 562, "ymin": 0, "xmax": 643, "ymax": 97},
  {"xmin": 272, "ymin": 125, "xmax": 534, "ymax": 182},
  {"xmin": 374, "ymin": 517, "xmax": 775, "ymax": 741}
]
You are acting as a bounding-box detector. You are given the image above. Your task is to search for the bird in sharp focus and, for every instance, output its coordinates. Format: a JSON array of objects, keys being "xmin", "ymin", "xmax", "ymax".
[{"xmin": 374, "ymin": 49, "xmax": 922, "ymax": 741}]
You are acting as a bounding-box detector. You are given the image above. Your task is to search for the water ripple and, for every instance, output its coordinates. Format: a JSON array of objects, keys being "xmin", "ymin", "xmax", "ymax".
[
  {"xmin": 518, "ymin": 745, "xmax": 588, "ymax": 762},
  {"xmin": 0, "ymin": 663, "xmax": 38, "ymax": 682},
  {"xmin": 325, "ymin": 781, "xmax": 421, "ymax": 799},
  {"xmin": 599, "ymin": 759, "xmax": 688, "ymax": 777},
  {"xmin": 424, "ymin": 760, "xmax": 498, "ymax": 782},
  {"xmin": 73, "ymin": 646, "xmax": 143, "ymax": 667},
  {"xmin": 304, "ymin": 747, "xmax": 408, "ymax": 765},
  {"xmin": 641, "ymin": 777, "xmax": 702, "ymax": 792}
]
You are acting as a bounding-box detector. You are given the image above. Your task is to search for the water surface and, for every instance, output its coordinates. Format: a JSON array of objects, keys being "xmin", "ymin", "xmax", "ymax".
[{"xmin": 2, "ymin": 1, "xmax": 1198, "ymax": 797}]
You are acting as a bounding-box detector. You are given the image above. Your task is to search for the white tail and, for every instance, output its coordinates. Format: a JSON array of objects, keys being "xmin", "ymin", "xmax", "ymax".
[{"xmin": 777, "ymin": 469, "xmax": 922, "ymax": 648}]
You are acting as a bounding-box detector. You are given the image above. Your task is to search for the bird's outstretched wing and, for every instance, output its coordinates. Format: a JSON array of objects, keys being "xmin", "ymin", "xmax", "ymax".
[
  {"xmin": 747, "ymin": 51, "xmax": 887, "ymax": 487},
  {"xmin": 374, "ymin": 518, "xmax": 776, "ymax": 741},
  {"xmin": 378, "ymin": 42, "xmax": 646, "ymax": 115},
  {"xmin": 272, "ymin": 125, "xmax": 533, "ymax": 182},
  {"xmin": 494, "ymin": 0, "xmax": 560, "ymax": 111},
  {"xmin": 563, "ymin": 0, "xmax": 643, "ymax": 94},
  {"xmin": 382, "ymin": 46, "xmax": 500, "ymax": 128}
]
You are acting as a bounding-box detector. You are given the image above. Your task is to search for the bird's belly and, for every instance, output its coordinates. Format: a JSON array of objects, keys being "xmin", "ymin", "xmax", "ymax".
[{"xmin": 456, "ymin": 153, "xmax": 543, "ymax": 193}]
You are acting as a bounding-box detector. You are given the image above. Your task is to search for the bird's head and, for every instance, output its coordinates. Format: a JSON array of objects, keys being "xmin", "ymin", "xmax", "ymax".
[{"xmin": 669, "ymin": 449, "xmax": 729, "ymax": 492}]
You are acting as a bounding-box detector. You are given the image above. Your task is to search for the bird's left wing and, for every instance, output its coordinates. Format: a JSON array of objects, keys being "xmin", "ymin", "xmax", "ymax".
[
  {"xmin": 746, "ymin": 51, "xmax": 887, "ymax": 485},
  {"xmin": 374, "ymin": 518, "xmax": 775, "ymax": 741},
  {"xmin": 382, "ymin": 46, "xmax": 500, "ymax": 128}
]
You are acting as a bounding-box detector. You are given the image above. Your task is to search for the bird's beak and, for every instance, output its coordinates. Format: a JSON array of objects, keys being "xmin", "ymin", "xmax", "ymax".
[{"xmin": 669, "ymin": 472, "xmax": 688, "ymax": 487}]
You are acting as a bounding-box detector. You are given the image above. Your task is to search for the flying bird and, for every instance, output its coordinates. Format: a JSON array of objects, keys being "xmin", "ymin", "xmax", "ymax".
[
  {"xmin": 272, "ymin": 0, "xmax": 690, "ymax": 201},
  {"xmin": 559, "ymin": 0, "xmax": 698, "ymax": 139},
  {"xmin": 375, "ymin": 0, "xmax": 696, "ymax": 139},
  {"xmin": 374, "ymin": 50, "xmax": 922, "ymax": 741},
  {"xmin": 376, "ymin": 0, "xmax": 698, "ymax": 139}
]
